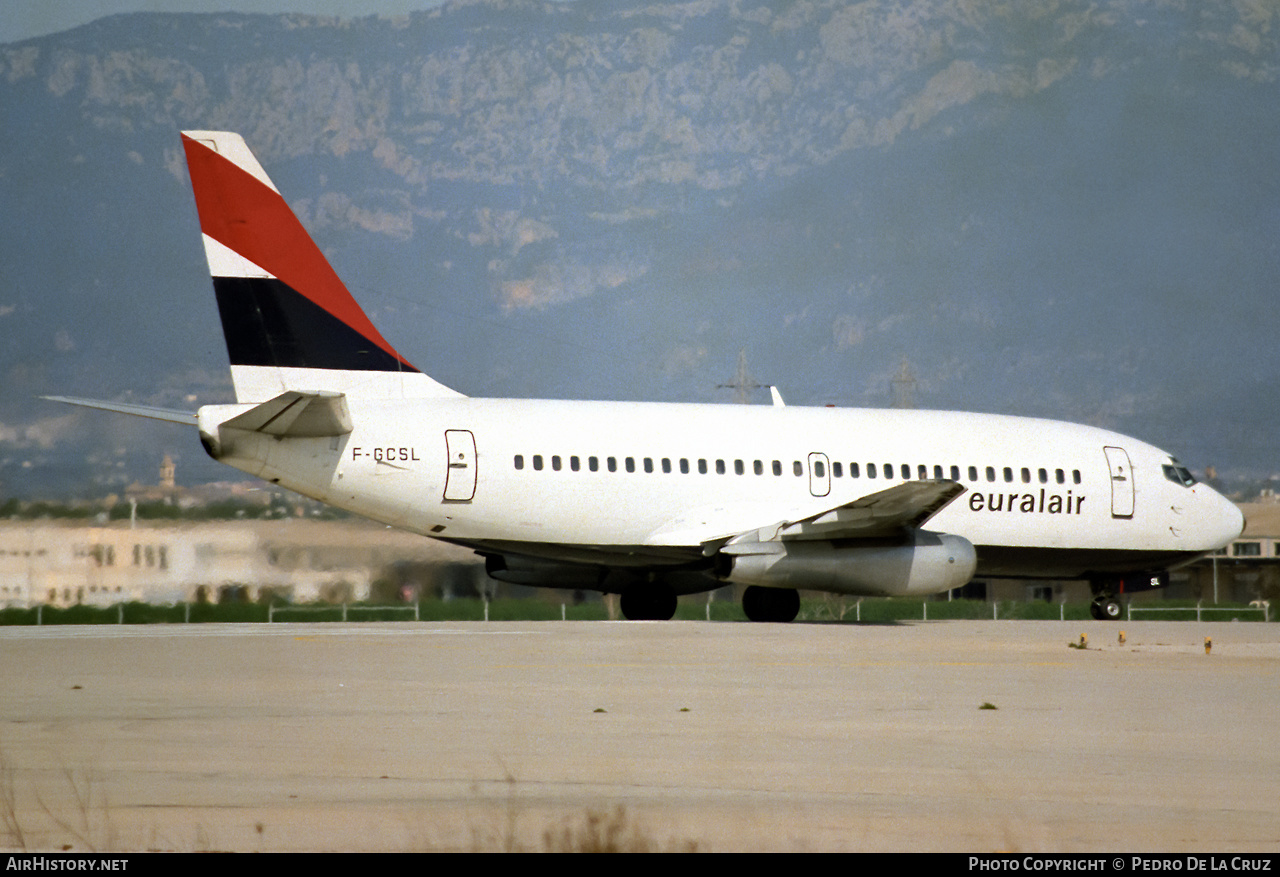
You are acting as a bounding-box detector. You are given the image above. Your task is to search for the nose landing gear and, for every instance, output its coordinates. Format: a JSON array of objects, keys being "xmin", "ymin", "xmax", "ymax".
[
  {"xmin": 1089, "ymin": 596, "xmax": 1123, "ymax": 620},
  {"xmin": 1089, "ymin": 570, "xmax": 1169, "ymax": 621}
]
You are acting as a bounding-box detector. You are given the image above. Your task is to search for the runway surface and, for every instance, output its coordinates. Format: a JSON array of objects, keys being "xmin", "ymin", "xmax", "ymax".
[{"xmin": 1, "ymin": 619, "xmax": 1277, "ymax": 852}]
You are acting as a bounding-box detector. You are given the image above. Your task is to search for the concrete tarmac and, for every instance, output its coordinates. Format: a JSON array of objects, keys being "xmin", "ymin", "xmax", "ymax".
[{"xmin": 0, "ymin": 619, "xmax": 1277, "ymax": 852}]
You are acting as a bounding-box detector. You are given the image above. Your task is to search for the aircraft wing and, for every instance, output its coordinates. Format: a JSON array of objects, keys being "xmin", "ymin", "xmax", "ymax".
[
  {"xmin": 710, "ymin": 480, "xmax": 967, "ymax": 556},
  {"xmin": 41, "ymin": 396, "xmax": 197, "ymax": 426},
  {"xmin": 776, "ymin": 479, "xmax": 966, "ymax": 539}
]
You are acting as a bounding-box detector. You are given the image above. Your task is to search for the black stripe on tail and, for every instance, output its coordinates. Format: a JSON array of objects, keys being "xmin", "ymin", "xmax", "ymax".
[{"xmin": 215, "ymin": 277, "xmax": 418, "ymax": 372}]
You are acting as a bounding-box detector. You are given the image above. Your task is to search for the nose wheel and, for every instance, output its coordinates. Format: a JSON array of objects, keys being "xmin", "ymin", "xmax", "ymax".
[{"xmin": 1090, "ymin": 596, "xmax": 1123, "ymax": 620}]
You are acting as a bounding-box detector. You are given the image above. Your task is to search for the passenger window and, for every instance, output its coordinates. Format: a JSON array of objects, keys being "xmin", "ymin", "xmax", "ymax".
[
  {"xmin": 814, "ymin": 460, "xmax": 826, "ymax": 478},
  {"xmin": 1021, "ymin": 468, "xmax": 1030, "ymax": 483},
  {"xmin": 625, "ymin": 457, "xmax": 636, "ymax": 473},
  {"xmin": 794, "ymin": 461, "xmax": 804, "ymax": 476},
  {"xmin": 680, "ymin": 458, "xmax": 689, "ymax": 474},
  {"xmin": 832, "ymin": 462, "xmax": 842, "ymax": 478},
  {"xmin": 589, "ymin": 456, "xmax": 599, "ymax": 472},
  {"xmin": 918, "ymin": 465, "xmax": 928, "ymax": 479},
  {"xmin": 570, "ymin": 456, "xmax": 580, "ymax": 472},
  {"xmin": 985, "ymin": 467, "xmax": 995, "ymax": 482},
  {"xmin": 734, "ymin": 459, "xmax": 744, "ymax": 475},
  {"xmin": 607, "ymin": 456, "xmax": 617, "ymax": 472},
  {"xmin": 969, "ymin": 466, "xmax": 978, "ymax": 481},
  {"xmin": 1072, "ymin": 469, "xmax": 1081, "ymax": 484},
  {"xmin": 849, "ymin": 462, "xmax": 860, "ymax": 478},
  {"xmin": 772, "ymin": 460, "xmax": 782, "ymax": 476},
  {"xmin": 514, "ymin": 455, "xmax": 524, "ymax": 470},
  {"xmin": 1038, "ymin": 468, "xmax": 1048, "ymax": 483},
  {"xmin": 1055, "ymin": 468, "xmax": 1065, "ymax": 484},
  {"xmin": 716, "ymin": 459, "xmax": 726, "ymax": 475},
  {"xmin": 868, "ymin": 463, "xmax": 877, "ymax": 479},
  {"xmin": 900, "ymin": 464, "xmax": 910, "ymax": 480},
  {"xmin": 533, "ymin": 455, "xmax": 544, "ymax": 471},
  {"xmin": 950, "ymin": 465, "xmax": 960, "ymax": 481},
  {"xmin": 552, "ymin": 455, "xmax": 562, "ymax": 471},
  {"xmin": 1003, "ymin": 467, "xmax": 1013, "ymax": 483},
  {"xmin": 698, "ymin": 459, "xmax": 708, "ymax": 474},
  {"xmin": 643, "ymin": 457, "xmax": 653, "ymax": 473},
  {"xmin": 754, "ymin": 460, "xmax": 764, "ymax": 475},
  {"xmin": 662, "ymin": 458, "xmax": 672, "ymax": 474}
]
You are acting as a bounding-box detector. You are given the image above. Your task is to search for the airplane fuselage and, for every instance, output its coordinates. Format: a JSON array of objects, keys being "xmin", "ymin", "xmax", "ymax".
[{"xmin": 199, "ymin": 395, "xmax": 1241, "ymax": 585}]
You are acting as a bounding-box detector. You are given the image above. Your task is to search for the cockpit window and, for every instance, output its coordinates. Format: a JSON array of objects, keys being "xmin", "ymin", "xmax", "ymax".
[{"xmin": 1163, "ymin": 463, "xmax": 1197, "ymax": 487}]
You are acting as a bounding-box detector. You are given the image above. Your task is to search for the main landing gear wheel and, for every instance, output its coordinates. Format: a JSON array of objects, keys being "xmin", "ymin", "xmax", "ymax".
[
  {"xmin": 741, "ymin": 586, "xmax": 800, "ymax": 623},
  {"xmin": 1090, "ymin": 597, "xmax": 1122, "ymax": 620},
  {"xmin": 620, "ymin": 586, "xmax": 678, "ymax": 621}
]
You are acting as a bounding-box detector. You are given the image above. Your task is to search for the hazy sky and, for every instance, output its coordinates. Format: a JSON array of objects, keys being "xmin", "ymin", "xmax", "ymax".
[{"xmin": 0, "ymin": 1, "xmax": 444, "ymax": 44}]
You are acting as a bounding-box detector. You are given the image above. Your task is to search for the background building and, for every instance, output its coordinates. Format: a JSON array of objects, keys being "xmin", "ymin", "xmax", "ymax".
[{"xmin": 0, "ymin": 518, "xmax": 481, "ymax": 608}]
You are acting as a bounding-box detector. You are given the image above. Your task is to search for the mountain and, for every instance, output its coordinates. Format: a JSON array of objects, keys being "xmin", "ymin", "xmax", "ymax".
[{"xmin": 1, "ymin": 0, "xmax": 1277, "ymax": 497}]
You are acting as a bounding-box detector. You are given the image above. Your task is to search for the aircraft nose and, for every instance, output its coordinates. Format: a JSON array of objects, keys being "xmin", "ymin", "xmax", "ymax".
[{"xmin": 1207, "ymin": 492, "xmax": 1245, "ymax": 550}]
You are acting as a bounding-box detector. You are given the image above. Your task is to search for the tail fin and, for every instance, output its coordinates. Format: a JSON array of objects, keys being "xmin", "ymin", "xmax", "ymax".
[{"xmin": 181, "ymin": 131, "xmax": 461, "ymax": 402}]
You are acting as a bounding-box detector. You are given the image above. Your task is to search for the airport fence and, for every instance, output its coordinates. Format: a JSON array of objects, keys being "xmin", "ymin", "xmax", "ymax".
[
  {"xmin": 1124, "ymin": 601, "xmax": 1270, "ymax": 623},
  {"xmin": 0, "ymin": 596, "xmax": 1272, "ymax": 626}
]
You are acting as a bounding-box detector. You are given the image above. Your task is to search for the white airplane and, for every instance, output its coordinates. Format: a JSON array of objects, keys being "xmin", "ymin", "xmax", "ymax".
[{"xmin": 47, "ymin": 131, "xmax": 1245, "ymax": 622}]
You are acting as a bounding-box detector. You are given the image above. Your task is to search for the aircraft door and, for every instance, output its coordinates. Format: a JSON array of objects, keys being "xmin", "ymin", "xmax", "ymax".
[
  {"xmin": 808, "ymin": 452, "xmax": 831, "ymax": 497},
  {"xmin": 443, "ymin": 429, "xmax": 477, "ymax": 502},
  {"xmin": 1103, "ymin": 446, "xmax": 1134, "ymax": 519}
]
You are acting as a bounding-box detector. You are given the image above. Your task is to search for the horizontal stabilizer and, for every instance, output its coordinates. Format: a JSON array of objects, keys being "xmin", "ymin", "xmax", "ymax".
[
  {"xmin": 221, "ymin": 391, "xmax": 353, "ymax": 437},
  {"xmin": 41, "ymin": 396, "xmax": 196, "ymax": 426}
]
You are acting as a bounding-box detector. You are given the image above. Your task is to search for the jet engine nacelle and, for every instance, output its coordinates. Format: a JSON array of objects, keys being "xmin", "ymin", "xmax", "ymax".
[{"xmin": 718, "ymin": 531, "xmax": 977, "ymax": 597}]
